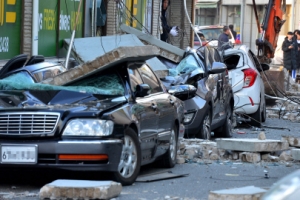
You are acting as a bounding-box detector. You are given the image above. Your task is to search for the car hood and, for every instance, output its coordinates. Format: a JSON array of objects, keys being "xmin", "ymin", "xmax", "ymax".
[{"xmin": 0, "ymin": 90, "xmax": 126, "ymax": 112}]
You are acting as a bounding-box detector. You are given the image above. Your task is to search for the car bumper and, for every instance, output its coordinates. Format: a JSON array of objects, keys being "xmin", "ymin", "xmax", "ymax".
[
  {"xmin": 182, "ymin": 96, "xmax": 207, "ymax": 136},
  {"xmin": 0, "ymin": 139, "xmax": 122, "ymax": 171},
  {"xmin": 234, "ymin": 85, "xmax": 260, "ymax": 114}
]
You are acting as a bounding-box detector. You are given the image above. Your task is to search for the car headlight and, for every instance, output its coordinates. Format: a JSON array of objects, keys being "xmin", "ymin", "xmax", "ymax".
[
  {"xmin": 63, "ymin": 119, "xmax": 114, "ymax": 136},
  {"xmin": 184, "ymin": 113, "xmax": 195, "ymax": 124}
]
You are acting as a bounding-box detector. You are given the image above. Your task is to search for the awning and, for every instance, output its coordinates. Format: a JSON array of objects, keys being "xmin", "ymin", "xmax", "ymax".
[{"xmin": 196, "ymin": 0, "xmax": 219, "ymax": 8}]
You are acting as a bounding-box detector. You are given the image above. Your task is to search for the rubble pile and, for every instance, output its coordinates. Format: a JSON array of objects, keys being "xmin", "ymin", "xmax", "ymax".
[
  {"xmin": 177, "ymin": 133, "xmax": 298, "ymax": 165},
  {"xmin": 266, "ymin": 68, "xmax": 300, "ymax": 122}
]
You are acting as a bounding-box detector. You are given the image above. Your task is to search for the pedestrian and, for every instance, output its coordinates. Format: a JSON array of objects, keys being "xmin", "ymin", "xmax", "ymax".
[
  {"xmin": 282, "ymin": 31, "xmax": 298, "ymax": 79},
  {"xmin": 296, "ymin": 30, "xmax": 300, "ymax": 70},
  {"xmin": 160, "ymin": 0, "xmax": 178, "ymax": 42},
  {"xmin": 218, "ymin": 26, "xmax": 231, "ymax": 51},
  {"xmin": 229, "ymin": 24, "xmax": 237, "ymax": 40}
]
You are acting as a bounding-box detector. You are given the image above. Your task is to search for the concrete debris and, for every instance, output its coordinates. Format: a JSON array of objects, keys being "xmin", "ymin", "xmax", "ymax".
[
  {"xmin": 216, "ymin": 138, "xmax": 289, "ymax": 152},
  {"xmin": 39, "ymin": 180, "xmax": 122, "ymax": 200},
  {"xmin": 176, "ymin": 156, "xmax": 186, "ymax": 164},
  {"xmin": 279, "ymin": 150, "xmax": 293, "ymax": 161},
  {"xmin": 258, "ymin": 132, "xmax": 266, "ymax": 140},
  {"xmin": 291, "ymin": 149, "xmax": 300, "ymax": 160},
  {"xmin": 42, "ymin": 45, "xmax": 160, "ymax": 86},
  {"xmin": 208, "ymin": 186, "xmax": 267, "ymax": 200},
  {"xmin": 239, "ymin": 152, "xmax": 261, "ymax": 163},
  {"xmin": 282, "ymin": 136, "xmax": 300, "ymax": 147}
]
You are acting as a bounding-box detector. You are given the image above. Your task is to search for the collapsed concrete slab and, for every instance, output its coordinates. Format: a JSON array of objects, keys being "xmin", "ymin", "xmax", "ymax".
[
  {"xmin": 120, "ymin": 24, "xmax": 185, "ymax": 63},
  {"xmin": 216, "ymin": 138, "xmax": 289, "ymax": 152},
  {"xmin": 208, "ymin": 186, "xmax": 267, "ymax": 200},
  {"xmin": 42, "ymin": 45, "xmax": 160, "ymax": 86},
  {"xmin": 64, "ymin": 34, "xmax": 169, "ymax": 78},
  {"xmin": 39, "ymin": 180, "xmax": 122, "ymax": 200}
]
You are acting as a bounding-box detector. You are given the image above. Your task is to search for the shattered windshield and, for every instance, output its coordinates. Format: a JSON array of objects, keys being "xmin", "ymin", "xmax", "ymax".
[
  {"xmin": 169, "ymin": 54, "xmax": 205, "ymax": 76},
  {"xmin": 0, "ymin": 71, "xmax": 125, "ymax": 96}
]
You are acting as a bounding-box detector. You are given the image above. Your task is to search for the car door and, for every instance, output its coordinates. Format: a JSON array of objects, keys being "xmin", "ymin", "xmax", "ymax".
[
  {"xmin": 128, "ymin": 64, "xmax": 158, "ymax": 162},
  {"xmin": 137, "ymin": 64, "xmax": 174, "ymax": 158},
  {"xmin": 204, "ymin": 47, "xmax": 223, "ymax": 123}
]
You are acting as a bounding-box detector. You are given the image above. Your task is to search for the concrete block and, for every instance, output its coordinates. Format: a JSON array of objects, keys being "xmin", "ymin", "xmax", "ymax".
[
  {"xmin": 210, "ymin": 153, "xmax": 220, "ymax": 160},
  {"xmin": 39, "ymin": 180, "xmax": 122, "ymax": 200},
  {"xmin": 240, "ymin": 152, "xmax": 261, "ymax": 163},
  {"xmin": 208, "ymin": 186, "xmax": 267, "ymax": 200},
  {"xmin": 176, "ymin": 156, "xmax": 186, "ymax": 164},
  {"xmin": 261, "ymin": 153, "xmax": 270, "ymax": 161},
  {"xmin": 279, "ymin": 151, "xmax": 293, "ymax": 161},
  {"xmin": 216, "ymin": 138, "xmax": 289, "ymax": 152},
  {"xmin": 258, "ymin": 132, "xmax": 266, "ymax": 140},
  {"xmin": 282, "ymin": 136, "xmax": 300, "ymax": 147},
  {"xmin": 292, "ymin": 149, "xmax": 300, "ymax": 160}
]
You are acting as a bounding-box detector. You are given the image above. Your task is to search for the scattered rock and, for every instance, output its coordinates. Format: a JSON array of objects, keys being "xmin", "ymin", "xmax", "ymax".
[
  {"xmin": 279, "ymin": 151, "xmax": 293, "ymax": 161},
  {"xmin": 239, "ymin": 152, "xmax": 261, "ymax": 163},
  {"xmin": 286, "ymin": 162, "xmax": 293, "ymax": 167},
  {"xmin": 261, "ymin": 153, "xmax": 270, "ymax": 161},
  {"xmin": 258, "ymin": 132, "xmax": 266, "ymax": 140},
  {"xmin": 176, "ymin": 156, "xmax": 185, "ymax": 164},
  {"xmin": 209, "ymin": 153, "xmax": 219, "ymax": 160}
]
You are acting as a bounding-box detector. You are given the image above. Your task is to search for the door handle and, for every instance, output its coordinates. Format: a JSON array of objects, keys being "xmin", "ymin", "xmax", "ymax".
[
  {"xmin": 169, "ymin": 99, "xmax": 174, "ymax": 105},
  {"xmin": 151, "ymin": 104, "xmax": 157, "ymax": 110}
]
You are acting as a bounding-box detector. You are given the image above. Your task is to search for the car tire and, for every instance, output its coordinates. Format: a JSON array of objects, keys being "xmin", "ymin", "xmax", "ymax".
[
  {"xmin": 214, "ymin": 105, "xmax": 233, "ymax": 138},
  {"xmin": 261, "ymin": 99, "xmax": 267, "ymax": 123},
  {"xmin": 161, "ymin": 125, "xmax": 178, "ymax": 168},
  {"xmin": 196, "ymin": 108, "xmax": 211, "ymax": 140},
  {"xmin": 250, "ymin": 102, "xmax": 262, "ymax": 127},
  {"xmin": 113, "ymin": 128, "xmax": 141, "ymax": 186}
]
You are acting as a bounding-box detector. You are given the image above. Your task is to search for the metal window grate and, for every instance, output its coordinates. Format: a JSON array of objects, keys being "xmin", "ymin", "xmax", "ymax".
[{"xmin": 0, "ymin": 112, "xmax": 60, "ymax": 136}]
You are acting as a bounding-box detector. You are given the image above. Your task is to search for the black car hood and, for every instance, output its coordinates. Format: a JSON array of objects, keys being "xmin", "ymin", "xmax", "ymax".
[{"xmin": 0, "ymin": 90, "xmax": 126, "ymax": 112}]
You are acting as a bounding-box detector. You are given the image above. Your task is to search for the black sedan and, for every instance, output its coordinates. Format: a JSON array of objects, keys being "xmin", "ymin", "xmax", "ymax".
[
  {"xmin": 161, "ymin": 46, "xmax": 234, "ymax": 139},
  {"xmin": 0, "ymin": 50, "xmax": 185, "ymax": 185}
]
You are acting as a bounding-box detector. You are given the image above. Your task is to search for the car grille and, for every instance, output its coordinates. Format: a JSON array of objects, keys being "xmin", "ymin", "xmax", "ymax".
[{"xmin": 0, "ymin": 112, "xmax": 60, "ymax": 136}]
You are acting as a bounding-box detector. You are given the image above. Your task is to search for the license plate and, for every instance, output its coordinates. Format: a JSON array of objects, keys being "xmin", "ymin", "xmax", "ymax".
[{"xmin": 1, "ymin": 145, "xmax": 37, "ymax": 164}]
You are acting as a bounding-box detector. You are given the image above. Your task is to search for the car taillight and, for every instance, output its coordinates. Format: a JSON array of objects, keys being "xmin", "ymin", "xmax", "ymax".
[{"xmin": 243, "ymin": 68, "xmax": 257, "ymax": 88}]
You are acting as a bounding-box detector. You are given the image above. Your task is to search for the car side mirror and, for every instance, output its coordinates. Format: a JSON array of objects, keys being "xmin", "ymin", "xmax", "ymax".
[
  {"xmin": 168, "ymin": 85, "xmax": 197, "ymax": 101},
  {"xmin": 260, "ymin": 63, "xmax": 270, "ymax": 71},
  {"xmin": 135, "ymin": 84, "xmax": 150, "ymax": 97},
  {"xmin": 209, "ymin": 62, "xmax": 227, "ymax": 74}
]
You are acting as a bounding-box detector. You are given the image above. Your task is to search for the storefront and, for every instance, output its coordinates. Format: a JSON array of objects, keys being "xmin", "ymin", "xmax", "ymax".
[
  {"xmin": 0, "ymin": 0, "xmax": 22, "ymax": 60},
  {"xmin": 38, "ymin": 0, "xmax": 84, "ymax": 57}
]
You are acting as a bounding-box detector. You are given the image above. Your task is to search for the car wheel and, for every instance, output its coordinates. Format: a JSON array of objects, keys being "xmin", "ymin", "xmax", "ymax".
[
  {"xmin": 113, "ymin": 128, "xmax": 141, "ymax": 186},
  {"xmin": 196, "ymin": 108, "xmax": 211, "ymax": 140},
  {"xmin": 261, "ymin": 99, "xmax": 266, "ymax": 123},
  {"xmin": 250, "ymin": 102, "xmax": 262, "ymax": 127},
  {"xmin": 161, "ymin": 125, "xmax": 178, "ymax": 168},
  {"xmin": 215, "ymin": 105, "xmax": 233, "ymax": 138}
]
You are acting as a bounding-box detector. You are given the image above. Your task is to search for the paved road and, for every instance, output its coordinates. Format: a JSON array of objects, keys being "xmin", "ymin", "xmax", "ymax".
[{"xmin": 0, "ymin": 118, "xmax": 299, "ymax": 200}]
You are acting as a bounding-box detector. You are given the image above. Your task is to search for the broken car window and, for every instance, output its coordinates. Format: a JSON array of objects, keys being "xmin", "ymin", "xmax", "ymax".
[
  {"xmin": 0, "ymin": 71, "xmax": 125, "ymax": 96},
  {"xmin": 169, "ymin": 55, "xmax": 205, "ymax": 76}
]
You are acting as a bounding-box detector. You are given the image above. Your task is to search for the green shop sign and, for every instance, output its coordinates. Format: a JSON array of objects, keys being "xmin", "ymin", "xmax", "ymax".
[
  {"xmin": 0, "ymin": 0, "xmax": 22, "ymax": 60},
  {"xmin": 38, "ymin": 0, "xmax": 84, "ymax": 57}
]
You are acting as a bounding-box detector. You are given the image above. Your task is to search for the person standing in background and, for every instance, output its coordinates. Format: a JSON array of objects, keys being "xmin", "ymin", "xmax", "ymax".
[
  {"xmin": 229, "ymin": 24, "xmax": 237, "ymax": 40},
  {"xmin": 282, "ymin": 31, "xmax": 298, "ymax": 80},
  {"xmin": 160, "ymin": 0, "xmax": 178, "ymax": 42},
  {"xmin": 218, "ymin": 26, "xmax": 231, "ymax": 50}
]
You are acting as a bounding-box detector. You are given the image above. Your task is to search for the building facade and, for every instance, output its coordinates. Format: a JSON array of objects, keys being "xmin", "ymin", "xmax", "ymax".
[{"xmin": 0, "ymin": 0, "xmax": 195, "ymax": 62}]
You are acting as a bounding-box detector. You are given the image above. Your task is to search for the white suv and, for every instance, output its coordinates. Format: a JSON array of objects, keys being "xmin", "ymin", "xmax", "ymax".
[{"xmin": 223, "ymin": 45, "xmax": 269, "ymax": 127}]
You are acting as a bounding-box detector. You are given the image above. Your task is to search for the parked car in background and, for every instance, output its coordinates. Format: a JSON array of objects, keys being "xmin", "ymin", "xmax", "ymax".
[
  {"xmin": 0, "ymin": 47, "xmax": 185, "ymax": 186},
  {"xmin": 194, "ymin": 25, "xmax": 236, "ymax": 48},
  {"xmin": 160, "ymin": 46, "xmax": 234, "ymax": 140},
  {"xmin": 223, "ymin": 45, "xmax": 269, "ymax": 127}
]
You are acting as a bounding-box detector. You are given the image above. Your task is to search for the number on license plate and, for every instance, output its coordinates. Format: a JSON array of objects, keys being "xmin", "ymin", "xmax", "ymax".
[{"xmin": 1, "ymin": 146, "xmax": 37, "ymax": 164}]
